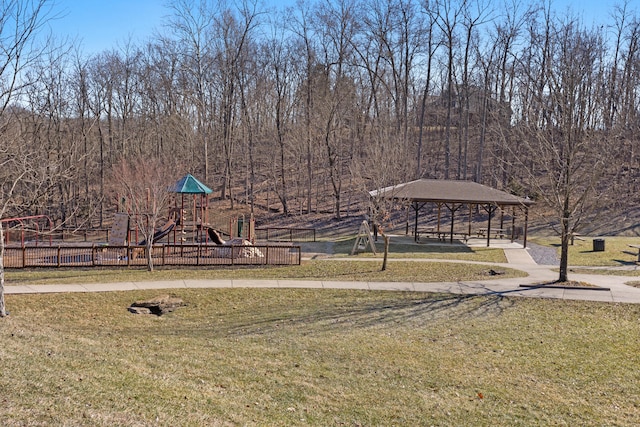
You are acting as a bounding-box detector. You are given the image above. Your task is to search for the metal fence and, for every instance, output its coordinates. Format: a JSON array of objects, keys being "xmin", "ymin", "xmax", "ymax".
[
  {"xmin": 255, "ymin": 227, "xmax": 316, "ymax": 242},
  {"xmin": 3, "ymin": 244, "xmax": 301, "ymax": 269}
]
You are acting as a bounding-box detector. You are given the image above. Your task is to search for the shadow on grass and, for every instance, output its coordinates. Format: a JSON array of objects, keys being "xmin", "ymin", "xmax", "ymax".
[
  {"xmin": 391, "ymin": 242, "xmax": 475, "ymax": 255},
  {"xmin": 334, "ymin": 237, "xmax": 476, "ymax": 256},
  {"xmin": 167, "ymin": 291, "xmax": 513, "ymax": 338},
  {"xmin": 619, "ymin": 251, "xmax": 640, "ymax": 261},
  {"xmin": 613, "ymin": 258, "xmax": 638, "ymax": 267}
]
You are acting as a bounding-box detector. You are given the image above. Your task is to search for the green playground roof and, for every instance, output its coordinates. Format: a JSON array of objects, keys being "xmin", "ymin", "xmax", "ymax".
[{"xmin": 171, "ymin": 174, "xmax": 213, "ymax": 194}]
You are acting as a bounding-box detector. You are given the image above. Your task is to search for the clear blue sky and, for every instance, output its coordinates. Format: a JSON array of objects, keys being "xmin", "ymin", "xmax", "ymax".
[
  {"xmin": 47, "ymin": 0, "xmax": 168, "ymax": 53},
  {"xmin": 46, "ymin": 0, "xmax": 622, "ymax": 55}
]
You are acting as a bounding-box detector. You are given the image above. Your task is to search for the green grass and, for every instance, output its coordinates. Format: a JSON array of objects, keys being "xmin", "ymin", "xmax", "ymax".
[
  {"xmin": 333, "ymin": 237, "xmax": 508, "ymax": 263},
  {"xmin": 5, "ymin": 259, "xmax": 525, "ymax": 286},
  {"xmin": 1, "ymin": 288, "xmax": 639, "ymax": 426}
]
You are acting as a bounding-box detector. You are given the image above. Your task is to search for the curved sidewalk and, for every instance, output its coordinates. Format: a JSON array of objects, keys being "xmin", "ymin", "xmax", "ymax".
[{"xmin": 6, "ymin": 248, "xmax": 640, "ymax": 303}]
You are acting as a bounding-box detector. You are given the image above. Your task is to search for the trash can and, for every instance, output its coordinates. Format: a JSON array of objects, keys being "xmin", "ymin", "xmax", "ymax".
[{"xmin": 593, "ymin": 238, "xmax": 605, "ymax": 252}]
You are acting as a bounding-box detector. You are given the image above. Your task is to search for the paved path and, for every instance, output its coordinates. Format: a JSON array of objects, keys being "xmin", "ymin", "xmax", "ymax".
[{"xmin": 6, "ymin": 247, "xmax": 640, "ymax": 304}]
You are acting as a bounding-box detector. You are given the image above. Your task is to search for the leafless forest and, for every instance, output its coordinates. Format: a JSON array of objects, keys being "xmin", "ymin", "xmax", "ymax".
[{"xmin": 1, "ymin": 0, "xmax": 640, "ymax": 234}]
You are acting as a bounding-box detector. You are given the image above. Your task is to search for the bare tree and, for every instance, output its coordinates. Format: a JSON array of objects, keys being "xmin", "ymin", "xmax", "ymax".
[
  {"xmin": 508, "ymin": 14, "xmax": 609, "ymax": 282},
  {"xmin": 313, "ymin": 0, "xmax": 359, "ymax": 219},
  {"xmin": 288, "ymin": 2, "xmax": 319, "ymax": 214},
  {"xmin": 168, "ymin": 0, "xmax": 215, "ymax": 182},
  {"xmin": 0, "ymin": 149, "xmax": 29, "ymax": 317},
  {"xmin": 214, "ymin": 0, "xmax": 261, "ymax": 208},
  {"xmin": 415, "ymin": 0, "xmax": 440, "ymax": 178},
  {"xmin": 0, "ymin": 0, "xmax": 55, "ymax": 318},
  {"xmin": 457, "ymin": 0, "xmax": 492, "ymax": 179},
  {"xmin": 108, "ymin": 156, "xmax": 177, "ymax": 272},
  {"xmin": 434, "ymin": 0, "xmax": 466, "ymax": 179},
  {"xmin": 263, "ymin": 19, "xmax": 296, "ymax": 215}
]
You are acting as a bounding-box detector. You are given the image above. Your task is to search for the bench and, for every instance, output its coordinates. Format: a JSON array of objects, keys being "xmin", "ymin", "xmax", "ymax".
[
  {"xmin": 438, "ymin": 232, "xmax": 469, "ymax": 243},
  {"xmin": 570, "ymin": 233, "xmax": 585, "ymax": 245},
  {"xmin": 415, "ymin": 227, "xmax": 437, "ymax": 242},
  {"xmin": 476, "ymin": 228, "xmax": 506, "ymax": 239},
  {"xmin": 628, "ymin": 244, "xmax": 640, "ymax": 262}
]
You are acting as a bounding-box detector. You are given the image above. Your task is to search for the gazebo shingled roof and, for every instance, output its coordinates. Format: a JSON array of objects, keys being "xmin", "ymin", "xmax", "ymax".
[
  {"xmin": 369, "ymin": 179, "xmax": 533, "ymax": 206},
  {"xmin": 369, "ymin": 179, "xmax": 534, "ymax": 247}
]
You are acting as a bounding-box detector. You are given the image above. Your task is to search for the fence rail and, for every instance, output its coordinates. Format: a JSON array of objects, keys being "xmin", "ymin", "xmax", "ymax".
[
  {"xmin": 3, "ymin": 244, "xmax": 301, "ymax": 269},
  {"xmin": 255, "ymin": 227, "xmax": 316, "ymax": 242}
]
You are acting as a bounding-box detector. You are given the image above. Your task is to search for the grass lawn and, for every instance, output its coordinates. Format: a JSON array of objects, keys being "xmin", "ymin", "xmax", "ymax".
[
  {"xmin": 332, "ymin": 236, "xmax": 508, "ymax": 263},
  {"xmin": 1, "ymin": 288, "xmax": 639, "ymax": 426},
  {"xmin": 530, "ymin": 236, "xmax": 640, "ymax": 273},
  {"xmin": 4, "ymin": 259, "xmax": 525, "ymax": 286}
]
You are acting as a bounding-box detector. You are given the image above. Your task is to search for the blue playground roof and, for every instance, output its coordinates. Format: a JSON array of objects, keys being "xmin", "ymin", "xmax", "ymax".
[{"xmin": 171, "ymin": 174, "xmax": 213, "ymax": 194}]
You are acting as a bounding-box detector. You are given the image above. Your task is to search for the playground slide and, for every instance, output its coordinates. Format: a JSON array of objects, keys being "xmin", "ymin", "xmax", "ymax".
[
  {"xmin": 138, "ymin": 220, "xmax": 176, "ymax": 246},
  {"xmin": 207, "ymin": 227, "xmax": 226, "ymax": 245}
]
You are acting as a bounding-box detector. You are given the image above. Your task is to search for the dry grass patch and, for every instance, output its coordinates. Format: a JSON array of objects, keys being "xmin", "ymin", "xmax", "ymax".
[
  {"xmin": 1, "ymin": 289, "xmax": 639, "ymax": 426},
  {"xmin": 531, "ymin": 236, "xmax": 640, "ymax": 267},
  {"xmin": 5, "ymin": 260, "xmax": 525, "ymax": 286},
  {"xmin": 333, "ymin": 237, "xmax": 507, "ymax": 263}
]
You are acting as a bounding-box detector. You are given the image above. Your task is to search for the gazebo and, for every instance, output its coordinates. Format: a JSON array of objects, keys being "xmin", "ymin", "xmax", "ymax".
[
  {"xmin": 170, "ymin": 174, "xmax": 213, "ymax": 242},
  {"xmin": 369, "ymin": 179, "xmax": 534, "ymax": 247}
]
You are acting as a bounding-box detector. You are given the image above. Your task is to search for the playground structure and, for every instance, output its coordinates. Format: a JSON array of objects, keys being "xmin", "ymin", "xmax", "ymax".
[
  {"xmin": 0, "ymin": 174, "xmax": 303, "ymax": 269},
  {"xmin": 117, "ymin": 174, "xmax": 256, "ymax": 246},
  {"xmin": 169, "ymin": 173, "xmax": 212, "ymax": 244},
  {"xmin": 206, "ymin": 227, "xmax": 263, "ymax": 258},
  {"xmin": 2, "ymin": 207, "xmax": 296, "ymax": 268},
  {"xmin": 1, "ymin": 215, "xmax": 54, "ymax": 247}
]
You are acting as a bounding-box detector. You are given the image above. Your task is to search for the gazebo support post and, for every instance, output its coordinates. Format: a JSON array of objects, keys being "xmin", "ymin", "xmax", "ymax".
[
  {"xmin": 405, "ymin": 205, "xmax": 410, "ymax": 235},
  {"xmin": 412, "ymin": 201, "xmax": 427, "ymax": 242},
  {"xmin": 449, "ymin": 204, "xmax": 455, "ymax": 244},
  {"xmin": 482, "ymin": 204, "xmax": 498, "ymax": 247},
  {"xmin": 523, "ymin": 207, "xmax": 529, "ymax": 248},
  {"xmin": 445, "ymin": 203, "xmax": 462, "ymax": 244},
  {"xmin": 511, "ymin": 207, "xmax": 516, "ymax": 243},
  {"xmin": 413, "ymin": 201, "xmax": 419, "ymax": 241},
  {"xmin": 486, "ymin": 205, "xmax": 492, "ymax": 247}
]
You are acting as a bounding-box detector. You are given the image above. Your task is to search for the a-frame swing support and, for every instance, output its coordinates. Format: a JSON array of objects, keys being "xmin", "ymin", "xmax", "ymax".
[{"xmin": 351, "ymin": 221, "xmax": 377, "ymax": 255}]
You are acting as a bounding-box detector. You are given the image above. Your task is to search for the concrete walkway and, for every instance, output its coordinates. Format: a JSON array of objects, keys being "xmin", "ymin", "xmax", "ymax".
[{"xmin": 6, "ymin": 246, "xmax": 640, "ymax": 304}]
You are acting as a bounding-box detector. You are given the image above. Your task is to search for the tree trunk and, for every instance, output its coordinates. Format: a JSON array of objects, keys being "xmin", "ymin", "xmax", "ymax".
[
  {"xmin": 0, "ymin": 226, "xmax": 6, "ymax": 317},
  {"xmin": 558, "ymin": 211, "xmax": 570, "ymax": 283},
  {"xmin": 380, "ymin": 229, "xmax": 390, "ymax": 271},
  {"xmin": 146, "ymin": 240, "xmax": 154, "ymax": 272}
]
